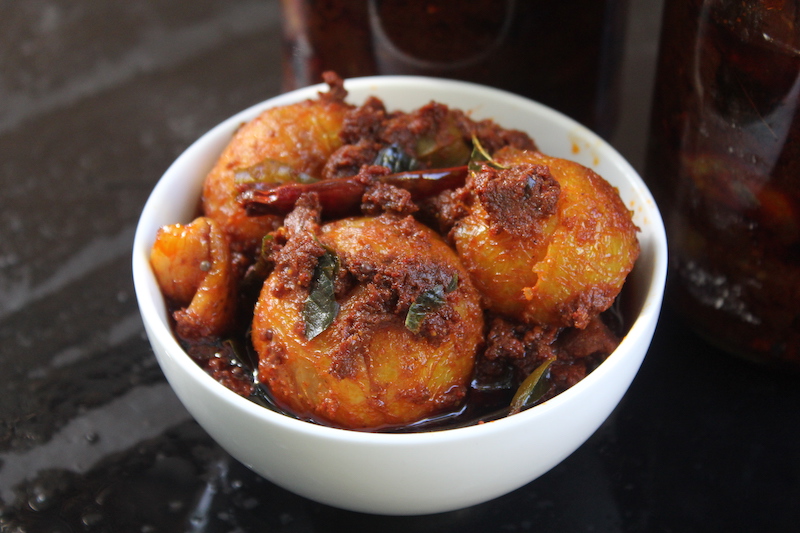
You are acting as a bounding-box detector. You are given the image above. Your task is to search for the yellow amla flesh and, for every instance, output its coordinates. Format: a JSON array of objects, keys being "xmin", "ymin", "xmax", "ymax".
[
  {"xmin": 202, "ymin": 97, "xmax": 351, "ymax": 253},
  {"xmin": 252, "ymin": 215, "xmax": 484, "ymax": 430},
  {"xmin": 452, "ymin": 148, "xmax": 639, "ymax": 328}
]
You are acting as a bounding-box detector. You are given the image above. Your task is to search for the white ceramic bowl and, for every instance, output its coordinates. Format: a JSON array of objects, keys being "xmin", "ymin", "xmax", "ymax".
[{"xmin": 133, "ymin": 76, "xmax": 667, "ymax": 515}]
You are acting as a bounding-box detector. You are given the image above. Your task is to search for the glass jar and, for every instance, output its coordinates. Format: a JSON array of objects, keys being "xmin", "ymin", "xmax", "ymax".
[
  {"xmin": 279, "ymin": 0, "xmax": 628, "ymax": 137},
  {"xmin": 645, "ymin": 0, "xmax": 800, "ymax": 368}
]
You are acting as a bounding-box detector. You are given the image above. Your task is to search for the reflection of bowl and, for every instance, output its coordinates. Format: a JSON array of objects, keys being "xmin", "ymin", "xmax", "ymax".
[{"xmin": 132, "ymin": 76, "xmax": 667, "ymax": 516}]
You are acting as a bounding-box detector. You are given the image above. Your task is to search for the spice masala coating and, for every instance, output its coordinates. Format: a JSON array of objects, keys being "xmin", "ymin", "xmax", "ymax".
[{"xmin": 150, "ymin": 73, "xmax": 640, "ymax": 431}]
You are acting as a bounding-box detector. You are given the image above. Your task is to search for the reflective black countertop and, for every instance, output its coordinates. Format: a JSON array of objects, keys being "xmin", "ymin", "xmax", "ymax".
[{"xmin": 2, "ymin": 1, "xmax": 798, "ymax": 531}]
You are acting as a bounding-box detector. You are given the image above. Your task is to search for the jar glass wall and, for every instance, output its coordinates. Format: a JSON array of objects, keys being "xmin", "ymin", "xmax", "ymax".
[
  {"xmin": 645, "ymin": 0, "xmax": 800, "ymax": 368},
  {"xmin": 279, "ymin": 0, "xmax": 628, "ymax": 137}
]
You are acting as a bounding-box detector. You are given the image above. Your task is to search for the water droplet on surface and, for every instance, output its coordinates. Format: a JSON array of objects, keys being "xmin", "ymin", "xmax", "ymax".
[
  {"xmin": 240, "ymin": 497, "xmax": 259, "ymax": 510},
  {"xmin": 168, "ymin": 500, "xmax": 184, "ymax": 513},
  {"xmin": 81, "ymin": 509, "xmax": 102, "ymax": 527},
  {"xmin": 27, "ymin": 484, "xmax": 52, "ymax": 512}
]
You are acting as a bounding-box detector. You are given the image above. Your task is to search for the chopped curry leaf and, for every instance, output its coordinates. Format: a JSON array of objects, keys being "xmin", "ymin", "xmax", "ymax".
[
  {"xmin": 303, "ymin": 248, "xmax": 340, "ymax": 340},
  {"xmin": 414, "ymin": 116, "xmax": 471, "ymax": 168},
  {"xmin": 469, "ymin": 135, "xmax": 508, "ymax": 172},
  {"xmin": 250, "ymin": 234, "xmax": 274, "ymax": 274},
  {"xmin": 405, "ymin": 274, "xmax": 458, "ymax": 334},
  {"xmin": 509, "ymin": 357, "xmax": 555, "ymax": 414},
  {"xmin": 373, "ymin": 143, "xmax": 420, "ymax": 173},
  {"xmin": 445, "ymin": 272, "xmax": 459, "ymax": 293},
  {"xmin": 223, "ymin": 337, "xmax": 258, "ymax": 375}
]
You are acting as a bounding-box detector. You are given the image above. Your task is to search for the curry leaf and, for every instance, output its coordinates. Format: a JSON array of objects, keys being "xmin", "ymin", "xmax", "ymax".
[
  {"xmin": 373, "ymin": 143, "xmax": 420, "ymax": 173},
  {"xmin": 509, "ymin": 357, "xmax": 555, "ymax": 415},
  {"xmin": 414, "ymin": 116, "xmax": 472, "ymax": 168},
  {"xmin": 243, "ymin": 233, "xmax": 274, "ymax": 284},
  {"xmin": 405, "ymin": 274, "xmax": 458, "ymax": 334},
  {"xmin": 222, "ymin": 337, "xmax": 257, "ymax": 374},
  {"xmin": 303, "ymin": 248, "xmax": 339, "ymax": 340},
  {"xmin": 445, "ymin": 272, "xmax": 459, "ymax": 293},
  {"xmin": 468, "ymin": 135, "xmax": 508, "ymax": 172}
]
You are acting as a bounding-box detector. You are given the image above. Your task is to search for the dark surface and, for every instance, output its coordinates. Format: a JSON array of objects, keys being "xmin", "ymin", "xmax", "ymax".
[{"xmin": 1, "ymin": 1, "xmax": 797, "ymax": 532}]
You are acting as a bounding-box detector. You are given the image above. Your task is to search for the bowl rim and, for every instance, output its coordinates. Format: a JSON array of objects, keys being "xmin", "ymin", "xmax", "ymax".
[{"xmin": 133, "ymin": 74, "xmax": 667, "ymax": 445}]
